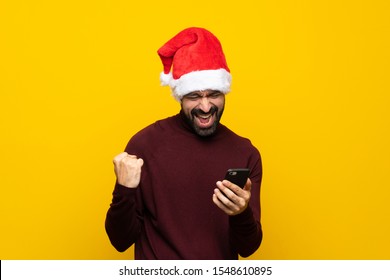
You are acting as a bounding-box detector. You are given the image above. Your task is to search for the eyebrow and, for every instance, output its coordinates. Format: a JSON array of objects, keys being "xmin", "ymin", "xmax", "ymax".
[{"xmin": 187, "ymin": 90, "xmax": 221, "ymax": 97}]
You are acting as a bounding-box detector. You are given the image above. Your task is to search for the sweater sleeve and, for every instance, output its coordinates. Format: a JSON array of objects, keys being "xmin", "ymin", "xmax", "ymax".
[
  {"xmin": 228, "ymin": 148, "xmax": 263, "ymax": 257},
  {"xmin": 229, "ymin": 205, "xmax": 263, "ymax": 257},
  {"xmin": 105, "ymin": 183, "xmax": 142, "ymax": 252}
]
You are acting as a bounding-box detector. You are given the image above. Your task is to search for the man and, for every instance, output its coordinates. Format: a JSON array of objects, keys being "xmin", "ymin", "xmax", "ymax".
[{"xmin": 105, "ymin": 27, "xmax": 263, "ymax": 259}]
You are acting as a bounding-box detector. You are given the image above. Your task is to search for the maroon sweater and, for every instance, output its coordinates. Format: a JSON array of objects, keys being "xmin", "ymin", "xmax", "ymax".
[{"xmin": 105, "ymin": 112, "xmax": 262, "ymax": 259}]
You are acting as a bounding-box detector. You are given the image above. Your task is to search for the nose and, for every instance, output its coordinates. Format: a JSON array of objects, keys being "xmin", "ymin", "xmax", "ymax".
[{"xmin": 198, "ymin": 97, "xmax": 212, "ymax": 112}]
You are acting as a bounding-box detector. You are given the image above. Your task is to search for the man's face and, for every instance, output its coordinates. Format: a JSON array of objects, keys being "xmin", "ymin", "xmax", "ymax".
[{"xmin": 181, "ymin": 90, "xmax": 225, "ymax": 137}]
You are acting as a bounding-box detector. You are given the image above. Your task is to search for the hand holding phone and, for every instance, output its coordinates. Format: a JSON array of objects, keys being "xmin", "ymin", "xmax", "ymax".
[
  {"xmin": 224, "ymin": 168, "xmax": 250, "ymax": 188},
  {"xmin": 213, "ymin": 168, "xmax": 252, "ymax": 215}
]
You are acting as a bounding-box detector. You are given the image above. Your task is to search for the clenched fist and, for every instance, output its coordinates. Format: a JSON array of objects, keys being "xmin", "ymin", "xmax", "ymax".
[{"xmin": 113, "ymin": 152, "xmax": 144, "ymax": 188}]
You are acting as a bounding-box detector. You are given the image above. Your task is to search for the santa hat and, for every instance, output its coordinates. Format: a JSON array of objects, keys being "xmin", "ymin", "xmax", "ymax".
[{"xmin": 157, "ymin": 27, "xmax": 232, "ymax": 101}]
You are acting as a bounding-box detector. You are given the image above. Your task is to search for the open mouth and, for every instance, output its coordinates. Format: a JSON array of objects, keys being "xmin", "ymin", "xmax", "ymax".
[
  {"xmin": 192, "ymin": 107, "xmax": 218, "ymax": 129},
  {"xmin": 194, "ymin": 113, "xmax": 214, "ymax": 128}
]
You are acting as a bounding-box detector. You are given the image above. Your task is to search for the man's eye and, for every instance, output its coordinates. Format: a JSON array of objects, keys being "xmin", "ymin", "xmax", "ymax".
[
  {"xmin": 187, "ymin": 95, "xmax": 200, "ymax": 100},
  {"xmin": 209, "ymin": 93, "xmax": 222, "ymax": 98}
]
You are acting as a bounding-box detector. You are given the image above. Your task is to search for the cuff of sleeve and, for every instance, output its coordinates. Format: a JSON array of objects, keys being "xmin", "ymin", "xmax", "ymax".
[
  {"xmin": 114, "ymin": 182, "xmax": 138, "ymax": 196},
  {"xmin": 229, "ymin": 206, "xmax": 255, "ymax": 225}
]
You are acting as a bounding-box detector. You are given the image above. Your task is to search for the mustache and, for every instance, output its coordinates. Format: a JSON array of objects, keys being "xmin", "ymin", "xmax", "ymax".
[{"xmin": 191, "ymin": 106, "xmax": 218, "ymax": 116}]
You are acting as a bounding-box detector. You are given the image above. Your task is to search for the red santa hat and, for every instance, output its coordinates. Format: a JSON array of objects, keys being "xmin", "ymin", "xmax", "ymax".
[{"xmin": 157, "ymin": 27, "xmax": 232, "ymax": 101}]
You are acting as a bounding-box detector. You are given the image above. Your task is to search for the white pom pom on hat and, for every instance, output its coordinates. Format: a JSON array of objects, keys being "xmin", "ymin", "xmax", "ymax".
[{"xmin": 157, "ymin": 27, "xmax": 232, "ymax": 101}]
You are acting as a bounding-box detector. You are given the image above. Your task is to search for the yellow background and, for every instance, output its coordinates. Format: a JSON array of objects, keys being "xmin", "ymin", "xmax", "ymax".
[{"xmin": 1, "ymin": 0, "xmax": 389, "ymax": 259}]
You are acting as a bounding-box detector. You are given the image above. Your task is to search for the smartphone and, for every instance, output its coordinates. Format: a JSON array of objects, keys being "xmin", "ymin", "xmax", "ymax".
[{"xmin": 224, "ymin": 168, "xmax": 250, "ymax": 188}]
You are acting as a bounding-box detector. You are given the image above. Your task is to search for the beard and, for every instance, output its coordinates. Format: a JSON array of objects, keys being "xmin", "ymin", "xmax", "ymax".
[{"xmin": 182, "ymin": 105, "xmax": 224, "ymax": 137}]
